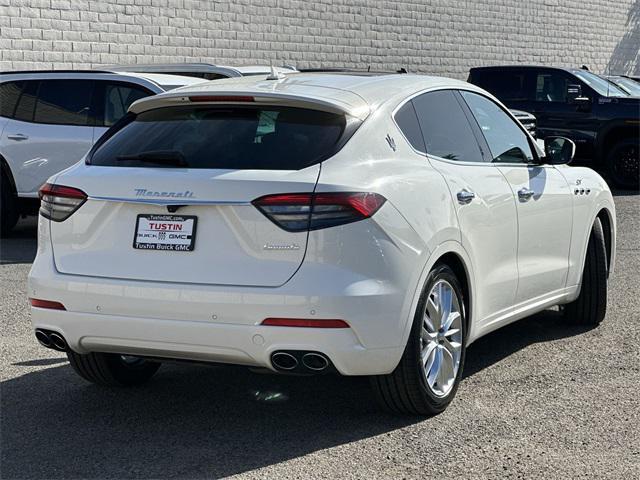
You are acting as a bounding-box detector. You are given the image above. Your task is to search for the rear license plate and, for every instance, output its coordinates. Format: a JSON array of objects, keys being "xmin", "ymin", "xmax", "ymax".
[{"xmin": 133, "ymin": 214, "xmax": 197, "ymax": 251}]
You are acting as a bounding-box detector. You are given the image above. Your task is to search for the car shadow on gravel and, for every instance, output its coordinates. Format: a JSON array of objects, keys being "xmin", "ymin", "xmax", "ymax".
[
  {"xmin": 463, "ymin": 309, "xmax": 595, "ymax": 378},
  {"xmin": 1, "ymin": 310, "xmax": 594, "ymax": 479}
]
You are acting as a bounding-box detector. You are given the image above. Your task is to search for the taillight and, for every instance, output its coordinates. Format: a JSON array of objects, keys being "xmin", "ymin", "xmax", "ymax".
[
  {"xmin": 252, "ymin": 192, "xmax": 386, "ymax": 232},
  {"xmin": 38, "ymin": 183, "xmax": 87, "ymax": 222}
]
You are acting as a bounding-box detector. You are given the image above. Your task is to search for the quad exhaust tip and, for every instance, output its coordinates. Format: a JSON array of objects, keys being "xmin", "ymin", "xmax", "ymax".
[
  {"xmin": 34, "ymin": 329, "xmax": 68, "ymax": 352},
  {"xmin": 270, "ymin": 350, "xmax": 332, "ymax": 373}
]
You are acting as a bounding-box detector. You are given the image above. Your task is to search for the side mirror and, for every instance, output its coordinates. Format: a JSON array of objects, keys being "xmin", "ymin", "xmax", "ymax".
[
  {"xmin": 543, "ymin": 136, "xmax": 576, "ymax": 165},
  {"xmin": 567, "ymin": 84, "xmax": 590, "ymax": 106}
]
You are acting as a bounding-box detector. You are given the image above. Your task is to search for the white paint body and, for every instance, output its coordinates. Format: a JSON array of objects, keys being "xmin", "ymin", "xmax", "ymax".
[
  {"xmin": 0, "ymin": 72, "xmax": 205, "ymax": 198},
  {"xmin": 28, "ymin": 73, "xmax": 617, "ymax": 375}
]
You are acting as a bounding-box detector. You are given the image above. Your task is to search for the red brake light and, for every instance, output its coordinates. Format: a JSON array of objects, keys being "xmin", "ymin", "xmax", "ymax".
[
  {"xmin": 188, "ymin": 95, "xmax": 255, "ymax": 103},
  {"xmin": 252, "ymin": 192, "xmax": 386, "ymax": 232},
  {"xmin": 38, "ymin": 183, "xmax": 87, "ymax": 222},
  {"xmin": 29, "ymin": 298, "xmax": 66, "ymax": 310},
  {"xmin": 261, "ymin": 318, "xmax": 350, "ymax": 328}
]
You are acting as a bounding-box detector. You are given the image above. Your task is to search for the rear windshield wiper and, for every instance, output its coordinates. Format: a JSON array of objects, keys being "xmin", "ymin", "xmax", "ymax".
[{"xmin": 116, "ymin": 150, "xmax": 187, "ymax": 166}]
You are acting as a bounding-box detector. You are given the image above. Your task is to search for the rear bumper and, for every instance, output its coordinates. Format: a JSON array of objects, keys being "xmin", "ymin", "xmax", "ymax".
[
  {"xmin": 30, "ymin": 307, "xmax": 403, "ymax": 375},
  {"xmin": 29, "ymin": 253, "xmax": 414, "ymax": 376}
]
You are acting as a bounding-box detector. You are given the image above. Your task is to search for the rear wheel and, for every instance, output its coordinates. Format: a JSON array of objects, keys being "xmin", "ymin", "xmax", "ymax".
[
  {"xmin": 1, "ymin": 171, "xmax": 19, "ymax": 237},
  {"xmin": 607, "ymin": 138, "xmax": 639, "ymax": 190},
  {"xmin": 67, "ymin": 351, "xmax": 161, "ymax": 386},
  {"xmin": 564, "ymin": 218, "xmax": 608, "ymax": 326},
  {"xmin": 371, "ymin": 264, "xmax": 467, "ymax": 415}
]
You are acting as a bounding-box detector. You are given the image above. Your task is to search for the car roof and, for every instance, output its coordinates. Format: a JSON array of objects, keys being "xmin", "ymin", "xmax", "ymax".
[
  {"xmin": 102, "ymin": 63, "xmax": 297, "ymax": 77},
  {"xmin": 0, "ymin": 70, "xmax": 202, "ymax": 92},
  {"xmin": 128, "ymin": 72, "xmax": 474, "ymax": 120}
]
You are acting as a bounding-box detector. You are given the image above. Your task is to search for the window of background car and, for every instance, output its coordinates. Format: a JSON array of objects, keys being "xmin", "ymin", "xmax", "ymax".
[
  {"xmin": 572, "ymin": 70, "xmax": 627, "ymax": 97},
  {"xmin": 394, "ymin": 100, "xmax": 426, "ymax": 153},
  {"xmin": 534, "ymin": 72, "xmax": 570, "ymax": 102},
  {"xmin": 102, "ymin": 83, "xmax": 150, "ymax": 126},
  {"xmin": 13, "ymin": 80, "xmax": 39, "ymax": 122},
  {"xmin": 412, "ymin": 90, "xmax": 484, "ymax": 163},
  {"xmin": 0, "ymin": 81, "xmax": 24, "ymax": 118},
  {"xmin": 469, "ymin": 70, "xmax": 529, "ymax": 101},
  {"xmin": 89, "ymin": 105, "xmax": 351, "ymax": 170},
  {"xmin": 461, "ymin": 91, "xmax": 534, "ymax": 164},
  {"xmin": 33, "ymin": 80, "xmax": 94, "ymax": 126}
]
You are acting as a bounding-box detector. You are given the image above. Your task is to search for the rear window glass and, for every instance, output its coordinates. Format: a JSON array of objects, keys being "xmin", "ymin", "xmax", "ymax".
[
  {"xmin": 90, "ymin": 106, "xmax": 349, "ymax": 170},
  {"xmin": 34, "ymin": 80, "xmax": 94, "ymax": 126}
]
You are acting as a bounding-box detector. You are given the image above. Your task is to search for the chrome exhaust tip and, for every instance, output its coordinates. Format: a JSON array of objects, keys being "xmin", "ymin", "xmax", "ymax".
[
  {"xmin": 35, "ymin": 329, "xmax": 51, "ymax": 348},
  {"xmin": 48, "ymin": 332, "xmax": 68, "ymax": 351},
  {"xmin": 271, "ymin": 352, "xmax": 298, "ymax": 371},
  {"xmin": 301, "ymin": 352, "xmax": 329, "ymax": 371}
]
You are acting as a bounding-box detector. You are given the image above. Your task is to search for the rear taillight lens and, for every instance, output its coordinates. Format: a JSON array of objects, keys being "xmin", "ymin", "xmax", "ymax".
[
  {"xmin": 38, "ymin": 183, "xmax": 87, "ymax": 222},
  {"xmin": 252, "ymin": 192, "xmax": 386, "ymax": 232}
]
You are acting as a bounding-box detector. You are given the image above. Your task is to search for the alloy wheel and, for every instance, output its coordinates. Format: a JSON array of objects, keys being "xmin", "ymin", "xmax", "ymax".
[{"xmin": 420, "ymin": 279, "xmax": 463, "ymax": 397}]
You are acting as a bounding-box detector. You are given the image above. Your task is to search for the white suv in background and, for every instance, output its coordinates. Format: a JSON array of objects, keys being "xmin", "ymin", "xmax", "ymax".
[
  {"xmin": 0, "ymin": 70, "xmax": 204, "ymax": 235},
  {"xmin": 29, "ymin": 73, "xmax": 615, "ymax": 415}
]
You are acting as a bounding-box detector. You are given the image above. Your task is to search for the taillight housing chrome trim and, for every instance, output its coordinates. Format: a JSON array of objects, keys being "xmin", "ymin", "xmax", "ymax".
[
  {"xmin": 38, "ymin": 183, "xmax": 87, "ymax": 222},
  {"xmin": 252, "ymin": 192, "xmax": 386, "ymax": 232}
]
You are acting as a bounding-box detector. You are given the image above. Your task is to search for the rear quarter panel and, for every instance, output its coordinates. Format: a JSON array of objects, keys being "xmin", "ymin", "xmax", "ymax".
[{"xmin": 317, "ymin": 105, "xmax": 462, "ymax": 348}]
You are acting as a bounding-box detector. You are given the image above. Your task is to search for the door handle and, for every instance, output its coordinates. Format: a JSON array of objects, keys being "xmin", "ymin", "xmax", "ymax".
[
  {"xmin": 7, "ymin": 133, "xmax": 29, "ymax": 141},
  {"xmin": 518, "ymin": 187, "xmax": 535, "ymax": 201},
  {"xmin": 457, "ymin": 189, "xmax": 475, "ymax": 205}
]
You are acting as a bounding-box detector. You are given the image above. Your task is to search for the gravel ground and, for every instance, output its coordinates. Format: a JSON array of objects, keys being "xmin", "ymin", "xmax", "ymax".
[{"xmin": 1, "ymin": 191, "xmax": 638, "ymax": 479}]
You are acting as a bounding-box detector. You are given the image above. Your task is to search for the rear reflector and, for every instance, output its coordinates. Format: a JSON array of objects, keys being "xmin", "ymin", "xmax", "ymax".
[
  {"xmin": 253, "ymin": 192, "xmax": 386, "ymax": 232},
  {"xmin": 38, "ymin": 183, "xmax": 87, "ymax": 222},
  {"xmin": 261, "ymin": 318, "xmax": 350, "ymax": 328},
  {"xmin": 188, "ymin": 95, "xmax": 255, "ymax": 103},
  {"xmin": 29, "ymin": 298, "xmax": 66, "ymax": 310}
]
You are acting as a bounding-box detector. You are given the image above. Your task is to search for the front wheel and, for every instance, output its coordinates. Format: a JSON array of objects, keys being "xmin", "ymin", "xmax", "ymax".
[
  {"xmin": 67, "ymin": 351, "xmax": 161, "ymax": 386},
  {"xmin": 371, "ymin": 264, "xmax": 467, "ymax": 416},
  {"xmin": 607, "ymin": 138, "xmax": 639, "ymax": 190}
]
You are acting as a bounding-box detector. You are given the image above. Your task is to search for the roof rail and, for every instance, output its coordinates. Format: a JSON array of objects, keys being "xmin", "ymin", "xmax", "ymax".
[
  {"xmin": 299, "ymin": 67, "xmax": 408, "ymax": 75},
  {"xmin": 0, "ymin": 70, "xmax": 114, "ymax": 75}
]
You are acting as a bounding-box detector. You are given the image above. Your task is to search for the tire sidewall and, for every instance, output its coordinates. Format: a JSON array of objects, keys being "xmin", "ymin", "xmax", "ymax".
[
  {"xmin": 409, "ymin": 264, "xmax": 467, "ymax": 411},
  {"xmin": 1, "ymin": 171, "xmax": 19, "ymax": 236}
]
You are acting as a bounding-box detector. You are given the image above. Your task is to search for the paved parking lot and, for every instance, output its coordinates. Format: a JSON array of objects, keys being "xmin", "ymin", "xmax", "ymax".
[{"xmin": 1, "ymin": 191, "xmax": 638, "ymax": 479}]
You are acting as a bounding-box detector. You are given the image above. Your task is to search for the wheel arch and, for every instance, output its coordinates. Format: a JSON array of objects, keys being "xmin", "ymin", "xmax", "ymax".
[
  {"xmin": 400, "ymin": 242, "xmax": 477, "ymax": 352},
  {"xmin": 0, "ymin": 154, "xmax": 17, "ymax": 195},
  {"xmin": 596, "ymin": 207, "xmax": 614, "ymax": 277},
  {"xmin": 596, "ymin": 123, "xmax": 639, "ymax": 162}
]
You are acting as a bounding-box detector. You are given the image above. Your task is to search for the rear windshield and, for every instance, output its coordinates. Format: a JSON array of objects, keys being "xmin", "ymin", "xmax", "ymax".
[{"xmin": 90, "ymin": 105, "xmax": 349, "ymax": 170}]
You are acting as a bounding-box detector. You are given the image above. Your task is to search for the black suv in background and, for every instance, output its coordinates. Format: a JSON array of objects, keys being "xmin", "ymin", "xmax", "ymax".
[{"xmin": 468, "ymin": 66, "xmax": 639, "ymax": 188}]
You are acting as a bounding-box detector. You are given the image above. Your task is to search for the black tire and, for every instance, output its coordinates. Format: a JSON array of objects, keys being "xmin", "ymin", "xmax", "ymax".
[
  {"xmin": 607, "ymin": 138, "xmax": 639, "ymax": 190},
  {"xmin": 564, "ymin": 218, "xmax": 608, "ymax": 326},
  {"xmin": 370, "ymin": 264, "xmax": 467, "ymax": 416},
  {"xmin": 1, "ymin": 170, "xmax": 19, "ymax": 237},
  {"xmin": 67, "ymin": 351, "xmax": 161, "ymax": 387}
]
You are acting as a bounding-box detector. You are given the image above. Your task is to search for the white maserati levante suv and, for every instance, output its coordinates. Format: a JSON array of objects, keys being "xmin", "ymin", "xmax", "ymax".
[{"xmin": 28, "ymin": 72, "xmax": 616, "ymax": 415}]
